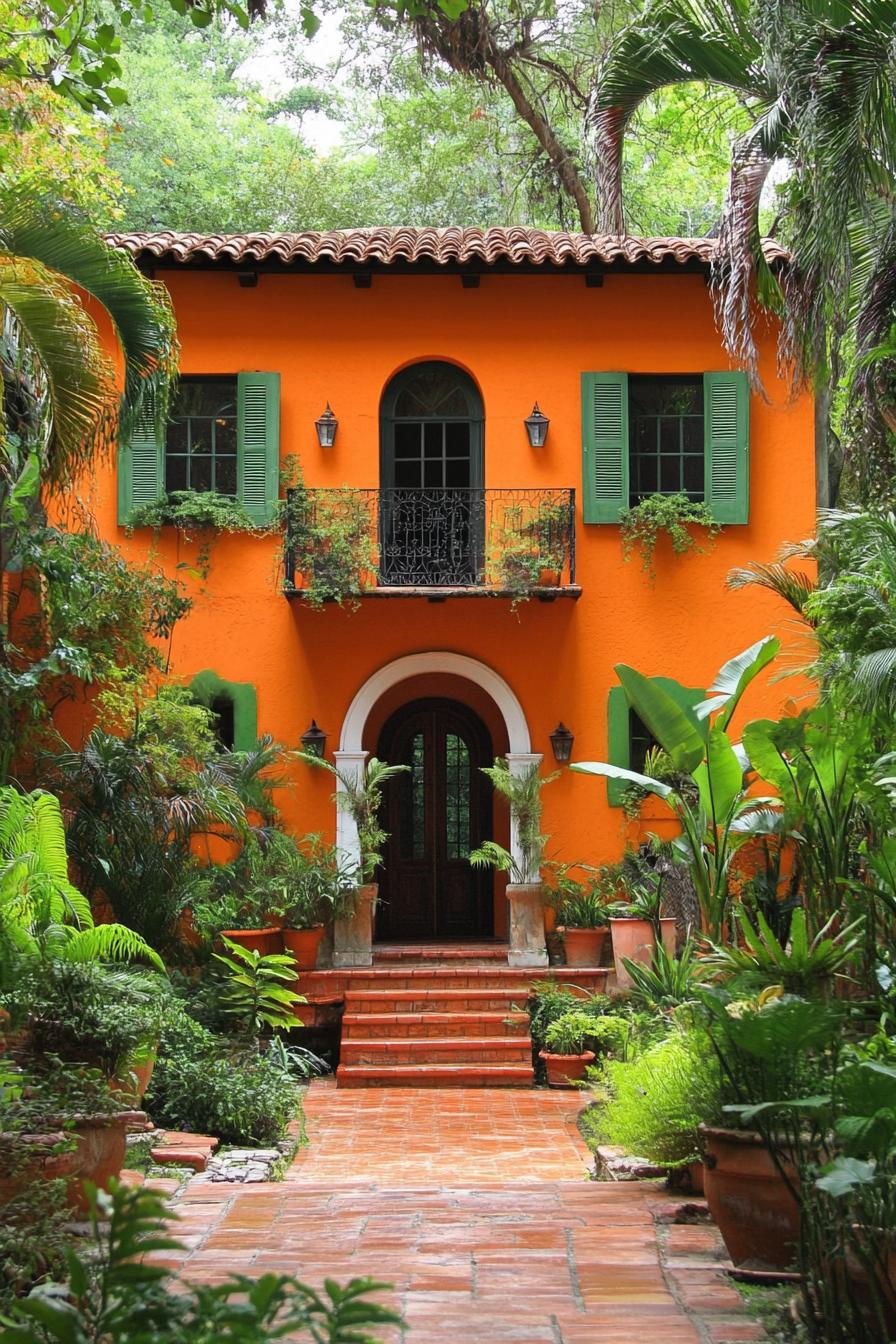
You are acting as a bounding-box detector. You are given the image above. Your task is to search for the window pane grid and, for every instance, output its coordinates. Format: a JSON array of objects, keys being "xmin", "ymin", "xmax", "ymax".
[
  {"xmin": 165, "ymin": 378, "xmax": 237, "ymax": 497},
  {"xmin": 629, "ymin": 377, "xmax": 703, "ymax": 507}
]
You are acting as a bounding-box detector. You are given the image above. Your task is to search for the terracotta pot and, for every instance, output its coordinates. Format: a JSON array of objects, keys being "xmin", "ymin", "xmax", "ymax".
[
  {"xmin": 0, "ymin": 1131, "xmax": 80, "ymax": 1207},
  {"xmin": 835, "ymin": 1231, "xmax": 896, "ymax": 1334},
  {"xmin": 110, "ymin": 1047, "xmax": 157, "ymax": 1103},
  {"xmin": 688, "ymin": 1159, "xmax": 705, "ymax": 1195},
  {"xmin": 282, "ymin": 925, "xmax": 325, "ymax": 971},
  {"xmin": 66, "ymin": 1111, "xmax": 145, "ymax": 1212},
  {"xmin": 700, "ymin": 1125, "xmax": 800, "ymax": 1271},
  {"xmin": 539, "ymin": 1049, "xmax": 595, "ymax": 1088},
  {"xmin": 609, "ymin": 917, "xmax": 655, "ymax": 988},
  {"xmin": 659, "ymin": 917, "xmax": 678, "ymax": 958},
  {"xmin": 558, "ymin": 926, "xmax": 607, "ymax": 968},
  {"xmin": 220, "ymin": 927, "xmax": 283, "ymax": 956}
]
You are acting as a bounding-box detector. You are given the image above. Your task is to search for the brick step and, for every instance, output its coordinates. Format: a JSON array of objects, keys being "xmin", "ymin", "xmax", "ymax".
[
  {"xmin": 336, "ymin": 1062, "xmax": 535, "ymax": 1088},
  {"xmin": 343, "ymin": 988, "xmax": 532, "ymax": 1013},
  {"xmin": 300, "ymin": 967, "xmax": 609, "ymax": 996},
  {"xmin": 341, "ymin": 1010, "xmax": 530, "ymax": 1039},
  {"xmin": 373, "ymin": 944, "xmax": 509, "ymax": 965},
  {"xmin": 340, "ymin": 1036, "xmax": 533, "ymax": 1066}
]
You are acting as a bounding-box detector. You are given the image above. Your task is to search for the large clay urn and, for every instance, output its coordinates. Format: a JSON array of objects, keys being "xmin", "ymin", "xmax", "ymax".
[
  {"xmin": 506, "ymin": 882, "xmax": 548, "ymax": 968},
  {"xmin": 609, "ymin": 918, "xmax": 654, "ymax": 988},
  {"xmin": 333, "ymin": 883, "xmax": 377, "ymax": 968},
  {"xmin": 539, "ymin": 1049, "xmax": 595, "ymax": 1087},
  {"xmin": 700, "ymin": 1125, "xmax": 800, "ymax": 1272}
]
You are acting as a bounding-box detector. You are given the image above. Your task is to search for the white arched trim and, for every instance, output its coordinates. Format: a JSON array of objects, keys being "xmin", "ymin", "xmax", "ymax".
[{"xmin": 339, "ymin": 651, "xmax": 532, "ymax": 754}]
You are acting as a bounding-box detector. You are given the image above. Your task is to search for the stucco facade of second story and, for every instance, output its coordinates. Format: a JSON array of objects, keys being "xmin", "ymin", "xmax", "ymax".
[{"xmin": 74, "ymin": 226, "xmax": 815, "ymax": 942}]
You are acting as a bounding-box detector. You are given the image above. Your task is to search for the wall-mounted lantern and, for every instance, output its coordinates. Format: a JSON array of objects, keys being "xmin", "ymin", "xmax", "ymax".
[
  {"xmin": 315, "ymin": 404, "xmax": 338, "ymax": 447},
  {"xmin": 524, "ymin": 403, "xmax": 550, "ymax": 447},
  {"xmin": 300, "ymin": 719, "xmax": 327, "ymax": 758},
  {"xmin": 549, "ymin": 722, "xmax": 574, "ymax": 763}
]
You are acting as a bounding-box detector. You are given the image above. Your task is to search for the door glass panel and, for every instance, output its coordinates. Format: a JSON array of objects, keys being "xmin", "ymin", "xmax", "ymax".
[
  {"xmin": 400, "ymin": 733, "xmax": 425, "ymax": 860},
  {"xmin": 445, "ymin": 732, "xmax": 471, "ymax": 859}
]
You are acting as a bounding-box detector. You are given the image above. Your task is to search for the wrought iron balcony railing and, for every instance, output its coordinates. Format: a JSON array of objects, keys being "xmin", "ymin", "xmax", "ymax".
[{"xmin": 284, "ymin": 488, "xmax": 577, "ymax": 599}]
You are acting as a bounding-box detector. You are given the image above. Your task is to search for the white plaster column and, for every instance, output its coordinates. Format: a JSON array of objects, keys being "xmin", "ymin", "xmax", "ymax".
[
  {"xmin": 332, "ymin": 750, "xmax": 367, "ymax": 876},
  {"xmin": 505, "ymin": 751, "xmax": 544, "ymax": 883}
]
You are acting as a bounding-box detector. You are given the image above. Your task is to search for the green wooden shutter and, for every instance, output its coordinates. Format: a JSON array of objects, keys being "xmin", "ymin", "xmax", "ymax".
[
  {"xmin": 581, "ymin": 372, "xmax": 629, "ymax": 523},
  {"xmin": 117, "ymin": 409, "xmax": 162, "ymax": 525},
  {"xmin": 237, "ymin": 372, "xmax": 280, "ymax": 525},
  {"xmin": 189, "ymin": 670, "xmax": 258, "ymax": 753},
  {"xmin": 704, "ymin": 371, "xmax": 749, "ymax": 524}
]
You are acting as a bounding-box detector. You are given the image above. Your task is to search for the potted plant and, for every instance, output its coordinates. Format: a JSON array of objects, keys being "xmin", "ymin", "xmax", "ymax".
[
  {"xmin": 697, "ymin": 986, "xmax": 846, "ymax": 1273},
  {"xmin": 279, "ymin": 835, "xmax": 358, "ymax": 970},
  {"xmin": 539, "ymin": 1010, "xmax": 597, "ymax": 1087},
  {"xmin": 469, "ymin": 757, "xmax": 558, "ymax": 968},
  {"xmin": 0, "ymin": 1057, "xmax": 141, "ymax": 1213},
  {"xmin": 529, "ymin": 497, "xmax": 570, "ymax": 586},
  {"xmin": 553, "ymin": 870, "xmax": 611, "ymax": 967},
  {"xmin": 298, "ymin": 753, "xmax": 410, "ymax": 967},
  {"xmin": 286, "ymin": 484, "xmax": 377, "ymax": 607},
  {"xmin": 11, "ymin": 961, "xmax": 171, "ymax": 1105},
  {"xmin": 606, "ymin": 849, "xmax": 671, "ymax": 988}
]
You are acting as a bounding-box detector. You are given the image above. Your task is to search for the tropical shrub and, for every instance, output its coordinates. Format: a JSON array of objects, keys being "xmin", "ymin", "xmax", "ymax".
[
  {"xmin": 704, "ymin": 908, "xmax": 863, "ymax": 998},
  {"xmin": 622, "ymin": 940, "xmax": 705, "ymax": 1011},
  {"xmin": 596, "ymin": 1028, "xmax": 722, "ymax": 1168},
  {"xmin": 4, "ymin": 961, "xmax": 171, "ymax": 1079},
  {"xmin": 211, "ymin": 940, "xmax": 305, "ymax": 1038},
  {"xmin": 0, "ymin": 787, "xmax": 162, "ymax": 970},
  {"xmin": 469, "ymin": 757, "xmax": 558, "ymax": 884},
  {"xmin": 297, "ymin": 754, "xmax": 410, "ymax": 883},
  {"xmin": 146, "ymin": 1006, "xmax": 300, "ymax": 1144},
  {"xmin": 572, "ymin": 637, "xmax": 781, "ymax": 938}
]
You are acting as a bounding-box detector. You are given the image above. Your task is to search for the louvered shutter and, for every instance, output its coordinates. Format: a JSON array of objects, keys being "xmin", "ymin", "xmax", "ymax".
[
  {"xmin": 117, "ymin": 408, "xmax": 162, "ymax": 524},
  {"xmin": 581, "ymin": 372, "xmax": 629, "ymax": 523},
  {"xmin": 704, "ymin": 371, "xmax": 749, "ymax": 523},
  {"xmin": 237, "ymin": 372, "xmax": 280, "ymax": 525}
]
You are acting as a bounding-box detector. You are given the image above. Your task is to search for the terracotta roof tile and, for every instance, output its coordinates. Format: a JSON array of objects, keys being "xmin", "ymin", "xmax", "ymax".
[{"xmin": 104, "ymin": 226, "xmax": 788, "ymax": 271}]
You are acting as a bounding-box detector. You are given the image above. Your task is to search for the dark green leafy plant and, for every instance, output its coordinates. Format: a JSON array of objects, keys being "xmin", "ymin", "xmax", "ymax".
[
  {"xmin": 4, "ymin": 961, "xmax": 170, "ymax": 1079},
  {"xmin": 130, "ymin": 490, "xmax": 270, "ymax": 581},
  {"xmin": 298, "ymin": 755, "xmax": 410, "ymax": 884},
  {"xmin": 285, "ymin": 486, "xmax": 377, "ymax": 608},
  {"xmin": 554, "ymin": 885, "xmax": 611, "ymax": 930},
  {"xmin": 619, "ymin": 493, "xmax": 720, "ymax": 581},
  {"xmin": 704, "ymin": 907, "xmax": 863, "ymax": 997},
  {"xmin": 0, "ymin": 1180, "xmax": 403, "ymax": 1343},
  {"xmin": 622, "ymin": 939, "xmax": 705, "ymax": 1011},
  {"xmin": 146, "ymin": 1006, "xmax": 300, "ymax": 1144},
  {"xmin": 212, "ymin": 939, "xmax": 306, "ymax": 1037}
]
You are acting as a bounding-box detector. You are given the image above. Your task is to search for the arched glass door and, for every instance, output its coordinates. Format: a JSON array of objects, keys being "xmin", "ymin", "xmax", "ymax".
[
  {"xmin": 377, "ymin": 698, "xmax": 493, "ymax": 939},
  {"xmin": 379, "ymin": 362, "xmax": 484, "ymax": 586}
]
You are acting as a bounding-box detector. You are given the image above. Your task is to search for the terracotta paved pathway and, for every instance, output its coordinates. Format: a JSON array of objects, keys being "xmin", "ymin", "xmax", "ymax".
[{"xmin": 163, "ymin": 1081, "xmax": 765, "ymax": 1344}]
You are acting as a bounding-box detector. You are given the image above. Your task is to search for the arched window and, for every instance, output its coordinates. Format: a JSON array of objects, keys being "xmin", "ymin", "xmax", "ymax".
[
  {"xmin": 379, "ymin": 363, "xmax": 484, "ymax": 585},
  {"xmin": 380, "ymin": 362, "xmax": 483, "ymax": 492}
]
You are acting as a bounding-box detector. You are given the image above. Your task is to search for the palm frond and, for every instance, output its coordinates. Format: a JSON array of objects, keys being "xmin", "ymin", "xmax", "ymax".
[
  {"xmin": 0, "ymin": 192, "xmax": 178, "ymax": 452},
  {"xmin": 726, "ymin": 561, "xmax": 818, "ymax": 619},
  {"xmin": 63, "ymin": 925, "xmax": 165, "ymax": 971},
  {"xmin": 0, "ymin": 253, "xmax": 118, "ymax": 479}
]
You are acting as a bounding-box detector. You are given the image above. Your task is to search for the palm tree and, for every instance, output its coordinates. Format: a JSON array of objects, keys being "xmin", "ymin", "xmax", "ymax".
[
  {"xmin": 0, "ymin": 192, "xmax": 179, "ymax": 779},
  {"xmin": 591, "ymin": 0, "xmax": 896, "ymax": 501},
  {"xmin": 1, "ymin": 190, "xmax": 177, "ymax": 510}
]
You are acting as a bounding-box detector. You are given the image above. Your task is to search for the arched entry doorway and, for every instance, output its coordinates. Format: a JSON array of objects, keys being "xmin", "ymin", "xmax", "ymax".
[{"xmin": 376, "ymin": 698, "xmax": 493, "ymax": 940}]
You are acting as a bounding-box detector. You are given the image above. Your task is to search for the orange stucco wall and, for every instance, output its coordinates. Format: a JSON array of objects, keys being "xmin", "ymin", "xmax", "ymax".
[{"xmin": 70, "ymin": 267, "xmax": 816, "ymax": 937}]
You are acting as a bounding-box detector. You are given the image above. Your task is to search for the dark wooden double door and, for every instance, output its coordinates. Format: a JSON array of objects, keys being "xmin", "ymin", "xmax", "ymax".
[{"xmin": 376, "ymin": 699, "xmax": 493, "ymax": 940}]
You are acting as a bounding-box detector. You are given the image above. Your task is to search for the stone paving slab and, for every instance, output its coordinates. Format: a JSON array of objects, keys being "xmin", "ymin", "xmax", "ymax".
[{"xmin": 156, "ymin": 1082, "xmax": 764, "ymax": 1343}]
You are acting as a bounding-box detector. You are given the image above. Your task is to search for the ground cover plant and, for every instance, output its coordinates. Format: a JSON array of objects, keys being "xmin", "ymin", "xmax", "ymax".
[{"xmin": 0, "ymin": 1180, "xmax": 403, "ymax": 1342}]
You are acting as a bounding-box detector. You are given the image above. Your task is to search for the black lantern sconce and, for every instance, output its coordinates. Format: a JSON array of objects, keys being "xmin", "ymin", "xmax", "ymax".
[
  {"xmin": 300, "ymin": 720, "xmax": 327, "ymax": 758},
  {"xmin": 315, "ymin": 404, "xmax": 338, "ymax": 447},
  {"xmin": 524, "ymin": 403, "xmax": 550, "ymax": 447},
  {"xmin": 549, "ymin": 722, "xmax": 574, "ymax": 763}
]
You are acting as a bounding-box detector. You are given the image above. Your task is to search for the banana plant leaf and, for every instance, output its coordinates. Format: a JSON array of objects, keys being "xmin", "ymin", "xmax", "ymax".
[
  {"xmin": 568, "ymin": 760, "xmax": 674, "ymax": 800},
  {"xmin": 695, "ymin": 636, "xmax": 780, "ymax": 731},
  {"xmin": 614, "ymin": 665, "xmax": 707, "ymax": 773}
]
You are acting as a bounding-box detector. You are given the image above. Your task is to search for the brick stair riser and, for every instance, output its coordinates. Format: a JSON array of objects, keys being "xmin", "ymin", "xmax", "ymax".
[
  {"xmin": 300, "ymin": 968, "xmax": 608, "ymax": 996},
  {"xmin": 336, "ymin": 1064, "xmax": 534, "ymax": 1088},
  {"xmin": 340, "ymin": 1011, "xmax": 530, "ymax": 1039},
  {"xmin": 344, "ymin": 992, "xmax": 530, "ymax": 1014},
  {"xmin": 341, "ymin": 1039, "xmax": 533, "ymax": 1066}
]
